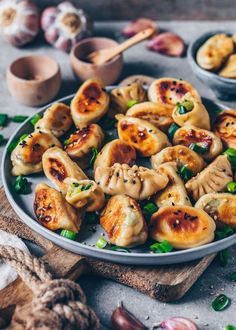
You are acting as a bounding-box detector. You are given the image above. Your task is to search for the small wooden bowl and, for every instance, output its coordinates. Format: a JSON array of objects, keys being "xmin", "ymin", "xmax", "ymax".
[
  {"xmin": 7, "ymin": 55, "xmax": 61, "ymax": 107},
  {"xmin": 70, "ymin": 37, "xmax": 123, "ymax": 85}
]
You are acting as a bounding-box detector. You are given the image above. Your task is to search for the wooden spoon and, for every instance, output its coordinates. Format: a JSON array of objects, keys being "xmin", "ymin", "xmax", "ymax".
[{"xmin": 87, "ymin": 28, "xmax": 155, "ymax": 65}]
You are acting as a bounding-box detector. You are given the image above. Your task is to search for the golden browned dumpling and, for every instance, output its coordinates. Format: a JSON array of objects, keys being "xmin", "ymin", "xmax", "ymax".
[
  {"xmin": 100, "ymin": 194, "xmax": 148, "ymax": 247},
  {"xmin": 148, "ymin": 77, "xmax": 201, "ymax": 112},
  {"xmin": 213, "ymin": 109, "xmax": 236, "ymax": 149},
  {"xmin": 71, "ymin": 78, "xmax": 109, "ymax": 127},
  {"xmin": 93, "ymin": 139, "xmax": 136, "ymax": 171},
  {"xmin": 173, "ymin": 125, "xmax": 223, "ymax": 161},
  {"xmin": 172, "ymin": 93, "xmax": 210, "ymax": 130},
  {"xmin": 219, "ymin": 54, "xmax": 236, "ymax": 78},
  {"xmin": 35, "ymin": 103, "xmax": 72, "ymax": 137},
  {"xmin": 196, "ymin": 34, "xmax": 234, "ymax": 71},
  {"xmin": 34, "ymin": 183, "xmax": 81, "ymax": 232},
  {"xmin": 195, "ymin": 193, "xmax": 236, "ymax": 229},
  {"xmin": 64, "ymin": 124, "xmax": 104, "ymax": 169},
  {"xmin": 151, "ymin": 145, "xmax": 206, "ymax": 175},
  {"xmin": 94, "ymin": 163, "xmax": 168, "ymax": 200},
  {"xmin": 185, "ymin": 155, "xmax": 233, "ymax": 201},
  {"xmin": 64, "ymin": 178, "xmax": 105, "ymax": 212},
  {"xmin": 42, "ymin": 147, "xmax": 87, "ymax": 194},
  {"xmin": 11, "ymin": 131, "xmax": 62, "ymax": 176},
  {"xmin": 126, "ymin": 101, "xmax": 174, "ymax": 132},
  {"xmin": 150, "ymin": 205, "xmax": 216, "ymax": 249},
  {"xmin": 110, "ymin": 82, "xmax": 147, "ymax": 117},
  {"xmin": 153, "ymin": 163, "xmax": 191, "ymax": 208},
  {"xmin": 116, "ymin": 115, "xmax": 170, "ymax": 157}
]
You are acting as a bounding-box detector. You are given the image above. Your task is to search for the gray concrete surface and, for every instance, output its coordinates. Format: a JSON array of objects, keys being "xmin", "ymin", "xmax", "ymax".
[{"xmin": 0, "ymin": 22, "xmax": 236, "ymax": 329}]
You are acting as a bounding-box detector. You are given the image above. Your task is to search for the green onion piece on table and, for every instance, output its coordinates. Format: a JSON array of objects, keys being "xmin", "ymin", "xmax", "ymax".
[
  {"xmin": 0, "ymin": 114, "xmax": 8, "ymax": 127},
  {"xmin": 212, "ymin": 294, "xmax": 230, "ymax": 311},
  {"xmin": 60, "ymin": 229, "xmax": 77, "ymax": 240},
  {"xmin": 127, "ymin": 99, "xmax": 138, "ymax": 109},
  {"xmin": 12, "ymin": 115, "xmax": 28, "ymax": 123},
  {"xmin": 218, "ymin": 249, "xmax": 230, "ymax": 267},
  {"xmin": 189, "ymin": 142, "xmax": 208, "ymax": 154},
  {"xmin": 0, "ymin": 134, "xmax": 5, "ymax": 145},
  {"xmin": 225, "ymin": 325, "xmax": 236, "ymax": 330},
  {"xmin": 179, "ymin": 165, "xmax": 193, "ymax": 182},
  {"xmin": 14, "ymin": 176, "xmax": 29, "ymax": 194},
  {"xmin": 168, "ymin": 123, "xmax": 180, "ymax": 141},
  {"xmin": 90, "ymin": 147, "xmax": 98, "ymax": 166},
  {"xmin": 96, "ymin": 236, "xmax": 108, "ymax": 249},
  {"xmin": 150, "ymin": 240, "xmax": 173, "ymax": 253},
  {"xmin": 224, "ymin": 148, "xmax": 236, "ymax": 169},
  {"xmin": 229, "ymin": 271, "xmax": 236, "ymax": 282},
  {"xmin": 30, "ymin": 114, "xmax": 42, "ymax": 126},
  {"xmin": 227, "ymin": 182, "xmax": 236, "ymax": 194}
]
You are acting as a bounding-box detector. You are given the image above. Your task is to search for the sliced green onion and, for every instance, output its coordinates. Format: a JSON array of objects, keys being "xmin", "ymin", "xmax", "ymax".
[
  {"xmin": 229, "ymin": 271, "xmax": 236, "ymax": 282},
  {"xmin": 176, "ymin": 103, "xmax": 186, "ymax": 115},
  {"xmin": 218, "ymin": 249, "xmax": 230, "ymax": 267},
  {"xmin": 127, "ymin": 99, "xmax": 138, "ymax": 109},
  {"xmin": 215, "ymin": 225, "xmax": 234, "ymax": 240},
  {"xmin": 11, "ymin": 115, "xmax": 28, "ymax": 123},
  {"xmin": 179, "ymin": 165, "xmax": 193, "ymax": 182},
  {"xmin": 225, "ymin": 325, "xmax": 236, "ymax": 330},
  {"xmin": 0, "ymin": 134, "xmax": 5, "ymax": 145},
  {"xmin": 142, "ymin": 202, "xmax": 158, "ymax": 221},
  {"xmin": 60, "ymin": 229, "xmax": 77, "ymax": 240},
  {"xmin": 110, "ymin": 246, "xmax": 130, "ymax": 253},
  {"xmin": 168, "ymin": 123, "xmax": 180, "ymax": 141},
  {"xmin": 64, "ymin": 138, "xmax": 70, "ymax": 146},
  {"xmin": 227, "ymin": 182, "xmax": 236, "ymax": 194},
  {"xmin": 7, "ymin": 139, "xmax": 19, "ymax": 153},
  {"xmin": 71, "ymin": 182, "xmax": 80, "ymax": 188},
  {"xmin": 85, "ymin": 212, "xmax": 99, "ymax": 224},
  {"xmin": 19, "ymin": 133, "xmax": 28, "ymax": 142},
  {"xmin": 30, "ymin": 114, "xmax": 42, "ymax": 126},
  {"xmin": 96, "ymin": 236, "xmax": 108, "ymax": 249},
  {"xmin": 0, "ymin": 114, "xmax": 8, "ymax": 127},
  {"xmin": 224, "ymin": 148, "xmax": 236, "ymax": 168},
  {"xmin": 150, "ymin": 240, "xmax": 173, "ymax": 253},
  {"xmin": 212, "ymin": 294, "xmax": 230, "ymax": 311},
  {"xmin": 81, "ymin": 183, "xmax": 92, "ymax": 191},
  {"xmin": 90, "ymin": 147, "xmax": 98, "ymax": 166},
  {"xmin": 189, "ymin": 142, "xmax": 208, "ymax": 154},
  {"xmin": 14, "ymin": 176, "xmax": 29, "ymax": 194},
  {"xmin": 181, "ymin": 100, "xmax": 194, "ymax": 111}
]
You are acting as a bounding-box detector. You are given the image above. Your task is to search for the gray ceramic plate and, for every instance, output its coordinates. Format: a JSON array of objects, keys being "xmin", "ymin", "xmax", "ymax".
[{"xmin": 2, "ymin": 93, "xmax": 236, "ymax": 265}]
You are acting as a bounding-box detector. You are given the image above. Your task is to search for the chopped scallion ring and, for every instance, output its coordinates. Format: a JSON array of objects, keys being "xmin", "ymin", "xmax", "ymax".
[
  {"xmin": 96, "ymin": 236, "xmax": 108, "ymax": 249},
  {"xmin": 60, "ymin": 230, "xmax": 77, "ymax": 240},
  {"xmin": 189, "ymin": 142, "xmax": 208, "ymax": 154},
  {"xmin": 12, "ymin": 115, "xmax": 28, "ymax": 123},
  {"xmin": 224, "ymin": 148, "xmax": 236, "ymax": 168},
  {"xmin": 168, "ymin": 123, "xmax": 180, "ymax": 141},
  {"xmin": 90, "ymin": 147, "xmax": 98, "ymax": 166},
  {"xmin": 127, "ymin": 99, "xmax": 138, "ymax": 109},
  {"xmin": 142, "ymin": 202, "xmax": 158, "ymax": 220},
  {"xmin": 30, "ymin": 114, "xmax": 42, "ymax": 126},
  {"xmin": 14, "ymin": 175, "xmax": 29, "ymax": 194},
  {"xmin": 212, "ymin": 294, "xmax": 230, "ymax": 311},
  {"xmin": 179, "ymin": 165, "xmax": 193, "ymax": 182},
  {"xmin": 150, "ymin": 240, "xmax": 173, "ymax": 253},
  {"xmin": 227, "ymin": 182, "xmax": 236, "ymax": 194},
  {"xmin": 0, "ymin": 114, "xmax": 8, "ymax": 127}
]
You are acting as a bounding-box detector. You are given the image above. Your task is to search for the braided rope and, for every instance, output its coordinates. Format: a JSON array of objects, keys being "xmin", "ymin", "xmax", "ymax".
[{"xmin": 0, "ymin": 245, "xmax": 100, "ymax": 330}]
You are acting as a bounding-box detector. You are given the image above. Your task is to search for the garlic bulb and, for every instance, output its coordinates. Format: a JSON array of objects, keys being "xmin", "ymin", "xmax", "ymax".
[
  {"xmin": 41, "ymin": 1, "xmax": 93, "ymax": 53},
  {"xmin": 0, "ymin": 0, "xmax": 39, "ymax": 47}
]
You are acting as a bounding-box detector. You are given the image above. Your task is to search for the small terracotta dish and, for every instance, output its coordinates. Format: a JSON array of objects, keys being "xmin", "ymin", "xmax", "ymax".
[
  {"xmin": 7, "ymin": 55, "xmax": 61, "ymax": 107},
  {"xmin": 70, "ymin": 37, "xmax": 123, "ymax": 85}
]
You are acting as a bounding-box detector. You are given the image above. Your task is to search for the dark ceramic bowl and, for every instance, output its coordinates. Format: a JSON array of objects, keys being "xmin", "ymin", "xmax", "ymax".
[{"xmin": 188, "ymin": 30, "xmax": 236, "ymax": 100}]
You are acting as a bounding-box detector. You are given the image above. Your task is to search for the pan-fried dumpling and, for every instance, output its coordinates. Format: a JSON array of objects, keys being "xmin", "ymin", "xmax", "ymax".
[
  {"xmin": 126, "ymin": 101, "xmax": 174, "ymax": 132},
  {"xmin": 150, "ymin": 205, "xmax": 216, "ymax": 249},
  {"xmin": 93, "ymin": 139, "xmax": 136, "ymax": 171},
  {"xmin": 11, "ymin": 131, "xmax": 62, "ymax": 176},
  {"xmin": 195, "ymin": 193, "xmax": 236, "ymax": 229},
  {"xmin": 71, "ymin": 78, "xmax": 109, "ymax": 127},
  {"xmin": 148, "ymin": 77, "xmax": 201, "ymax": 112},
  {"xmin": 64, "ymin": 178, "xmax": 105, "ymax": 212},
  {"xmin": 64, "ymin": 124, "xmax": 104, "ymax": 169},
  {"xmin": 35, "ymin": 103, "xmax": 72, "ymax": 137},
  {"xmin": 172, "ymin": 93, "xmax": 210, "ymax": 130},
  {"xmin": 42, "ymin": 147, "xmax": 87, "ymax": 194},
  {"xmin": 219, "ymin": 54, "xmax": 236, "ymax": 78},
  {"xmin": 116, "ymin": 115, "xmax": 170, "ymax": 157},
  {"xmin": 213, "ymin": 109, "xmax": 236, "ymax": 149},
  {"xmin": 100, "ymin": 194, "xmax": 148, "ymax": 247},
  {"xmin": 185, "ymin": 155, "xmax": 233, "ymax": 201},
  {"xmin": 151, "ymin": 145, "xmax": 205, "ymax": 175},
  {"xmin": 173, "ymin": 125, "xmax": 223, "ymax": 161},
  {"xmin": 153, "ymin": 163, "xmax": 191, "ymax": 208},
  {"xmin": 196, "ymin": 34, "xmax": 234, "ymax": 71},
  {"xmin": 94, "ymin": 163, "xmax": 168, "ymax": 200},
  {"xmin": 34, "ymin": 183, "xmax": 81, "ymax": 232},
  {"xmin": 109, "ymin": 82, "xmax": 147, "ymax": 117}
]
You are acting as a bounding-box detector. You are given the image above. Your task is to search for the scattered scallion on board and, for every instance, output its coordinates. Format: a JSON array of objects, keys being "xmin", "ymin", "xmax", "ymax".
[
  {"xmin": 60, "ymin": 230, "xmax": 77, "ymax": 240},
  {"xmin": 30, "ymin": 113, "xmax": 42, "ymax": 126},
  {"xmin": 212, "ymin": 294, "xmax": 230, "ymax": 311},
  {"xmin": 0, "ymin": 134, "xmax": 5, "ymax": 145},
  {"xmin": 179, "ymin": 165, "xmax": 193, "ymax": 182},
  {"xmin": 11, "ymin": 115, "xmax": 28, "ymax": 123},
  {"xmin": 224, "ymin": 148, "xmax": 236, "ymax": 169},
  {"xmin": 189, "ymin": 142, "xmax": 208, "ymax": 154},
  {"xmin": 168, "ymin": 123, "xmax": 180, "ymax": 141},
  {"xmin": 218, "ymin": 249, "xmax": 230, "ymax": 267},
  {"xmin": 225, "ymin": 325, "xmax": 236, "ymax": 330},
  {"xmin": 150, "ymin": 240, "xmax": 173, "ymax": 253},
  {"xmin": 227, "ymin": 182, "xmax": 236, "ymax": 194},
  {"xmin": 127, "ymin": 99, "xmax": 138, "ymax": 109},
  {"xmin": 0, "ymin": 114, "xmax": 8, "ymax": 127},
  {"xmin": 14, "ymin": 176, "xmax": 29, "ymax": 194},
  {"xmin": 96, "ymin": 236, "xmax": 108, "ymax": 249},
  {"xmin": 90, "ymin": 147, "xmax": 98, "ymax": 166}
]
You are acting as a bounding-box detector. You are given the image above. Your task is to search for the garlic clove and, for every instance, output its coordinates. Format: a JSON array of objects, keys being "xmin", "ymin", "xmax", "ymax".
[
  {"xmin": 219, "ymin": 54, "xmax": 236, "ymax": 78},
  {"xmin": 160, "ymin": 317, "xmax": 198, "ymax": 330},
  {"xmin": 111, "ymin": 303, "xmax": 147, "ymax": 330},
  {"xmin": 122, "ymin": 18, "xmax": 157, "ymax": 37},
  {"xmin": 40, "ymin": 7, "xmax": 58, "ymax": 31},
  {"xmin": 147, "ymin": 32, "xmax": 185, "ymax": 57}
]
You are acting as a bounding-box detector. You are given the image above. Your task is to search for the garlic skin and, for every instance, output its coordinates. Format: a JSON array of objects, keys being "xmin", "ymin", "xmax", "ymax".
[
  {"xmin": 122, "ymin": 18, "xmax": 157, "ymax": 37},
  {"xmin": 41, "ymin": 1, "xmax": 93, "ymax": 53},
  {"xmin": 160, "ymin": 317, "xmax": 198, "ymax": 330},
  {"xmin": 147, "ymin": 32, "xmax": 185, "ymax": 57},
  {"xmin": 0, "ymin": 0, "xmax": 39, "ymax": 47}
]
